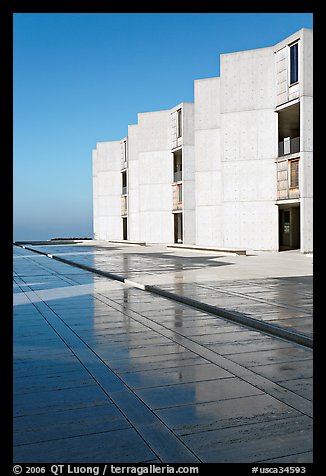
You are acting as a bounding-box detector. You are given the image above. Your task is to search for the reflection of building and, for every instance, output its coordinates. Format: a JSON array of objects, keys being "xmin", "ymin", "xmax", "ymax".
[{"xmin": 92, "ymin": 29, "xmax": 312, "ymax": 253}]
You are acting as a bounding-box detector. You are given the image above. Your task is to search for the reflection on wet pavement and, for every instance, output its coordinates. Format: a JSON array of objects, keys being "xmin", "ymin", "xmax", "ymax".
[
  {"xmin": 13, "ymin": 246, "xmax": 313, "ymax": 463},
  {"xmin": 23, "ymin": 242, "xmax": 313, "ymax": 338}
]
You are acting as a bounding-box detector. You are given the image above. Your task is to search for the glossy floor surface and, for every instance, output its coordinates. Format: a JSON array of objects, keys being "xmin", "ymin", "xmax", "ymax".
[
  {"xmin": 23, "ymin": 241, "xmax": 313, "ymax": 339},
  {"xmin": 13, "ymin": 244, "xmax": 313, "ymax": 463}
]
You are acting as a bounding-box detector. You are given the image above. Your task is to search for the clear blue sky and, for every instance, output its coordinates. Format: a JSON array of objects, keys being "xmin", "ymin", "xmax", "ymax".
[{"xmin": 13, "ymin": 13, "xmax": 313, "ymax": 241}]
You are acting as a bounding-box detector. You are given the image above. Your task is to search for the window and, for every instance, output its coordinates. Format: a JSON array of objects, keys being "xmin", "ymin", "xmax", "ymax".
[
  {"xmin": 177, "ymin": 109, "xmax": 182, "ymax": 138},
  {"xmin": 122, "ymin": 217, "xmax": 127, "ymax": 240},
  {"xmin": 122, "ymin": 196, "xmax": 127, "ymax": 215},
  {"xmin": 290, "ymin": 43, "xmax": 299, "ymax": 85},
  {"xmin": 121, "ymin": 171, "xmax": 127, "ymax": 195},
  {"xmin": 173, "ymin": 150, "xmax": 182, "ymax": 182},
  {"xmin": 124, "ymin": 140, "xmax": 127, "ymax": 161},
  {"xmin": 177, "ymin": 184, "xmax": 182, "ymax": 204},
  {"xmin": 174, "ymin": 213, "xmax": 183, "ymax": 244},
  {"xmin": 289, "ymin": 159, "xmax": 299, "ymax": 188}
]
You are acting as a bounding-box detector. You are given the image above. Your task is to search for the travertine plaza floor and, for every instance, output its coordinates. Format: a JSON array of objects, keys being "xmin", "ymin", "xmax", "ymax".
[{"xmin": 13, "ymin": 243, "xmax": 313, "ymax": 463}]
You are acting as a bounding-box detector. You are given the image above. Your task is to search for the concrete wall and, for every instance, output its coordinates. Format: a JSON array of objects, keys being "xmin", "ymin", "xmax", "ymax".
[
  {"xmin": 300, "ymin": 30, "xmax": 313, "ymax": 253},
  {"xmin": 127, "ymin": 124, "xmax": 140, "ymax": 241},
  {"xmin": 301, "ymin": 29, "xmax": 313, "ymax": 98},
  {"xmin": 92, "ymin": 141, "xmax": 121, "ymax": 240},
  {"xmin": 194, "ymin": 77, "xmax": 224, "ymax": 247},
  {"xmin": 183, "ymin": 144, "xmax": 196, "ymax": 244},
  {"xmin": 300, "ymin": 95, "xmax": 313, "ymax": 253},
  {"xmin": 179, "ymin": 103, "xmax": 195, "ymax": 244},
  {"xmin": 92, "ymin": 149, "xmax": 99, "ymax": 238},
  {"xmin": 133, "ymin": 110, "xmax": 173, "ymax": 243},
  {"xmin": 220, "ymin": 46, "xmax": 279, "ymax": 250}
]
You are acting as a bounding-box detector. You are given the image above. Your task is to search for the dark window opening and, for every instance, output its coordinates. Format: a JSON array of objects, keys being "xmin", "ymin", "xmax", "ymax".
[
  {"xmin": 279, "ymin": 206, "xmax": 300, "ymax": 250},
  {"xmin": 173, "ymin": 149, "xmax": 182, "ymax": 182},
  {"xmin": 290, "ymin": 43, "xmax": 299, "ymax": 85},
  {"xmin": 122, "ymin": 218, "xmax": 128, "ymax": 240},
  {"xmin": 174, "ymin": 213, "xmax": 183, "ymax": 244},
  {"xmin": 177, "ymin": 109, "xmax": 182, "ymax": 138},
  {"xmin": 122, "ymin": 171, "xmax": 127, "ymax": 195}
]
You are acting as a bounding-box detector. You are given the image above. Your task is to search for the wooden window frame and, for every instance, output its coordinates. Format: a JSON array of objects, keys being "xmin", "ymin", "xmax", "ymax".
[{"xmin": 289, "ymin": 158, "xmax": 299, "ymax": 189}]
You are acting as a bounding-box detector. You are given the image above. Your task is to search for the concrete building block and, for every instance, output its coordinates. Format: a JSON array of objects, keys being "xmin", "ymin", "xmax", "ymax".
[
  {"xmin": 302, "ymin": 29, "xmax": 313, "ymax": 97},
  {"xmin": 223, "ymin": 159, "xmax": 276, "ymax": 203},
  {"xmin": 301, "ymin": 96, "xmax": 313, "ymax": 153},
  {"xmin": 196, "ymin": 171, "xmax": 223, "ymax": 206},
  {"xmin": 300, "ymin": 197, "xmax": 313, "ymax": 253},
  {"xmin": 220, "ymin": 46, "xmax": 275, "ymax": 113},
  {"xmin": 138, "ymin": 151, "xmax": 172, "ymax": 186},
  {"xmin": 300, "ymin": 152, "xmax": 313, "ymax": 198},
  {"xmin": 223, "ymin": 201, "xmax": 278, "ymax": 251},
  {"xmin": 222, "ymin": 109, "xmax": 276, "ymax": 164},
  {"xmin": 92, "ymin": 28, "xmax": 312, "ymax": 253},
  {"xmin": 195, "ymin": 129, "xmax": 221, "ymax": 172},
  {"xmin": 137, "ymin": 110, "xmax": 171, "ymax": 152},
  {"xmin": 182, "ymin": 103, "xmax": 195, "ymax": 146},
  {"xmin": 128, "ymin": 213, "xmax": 140, "ymax": 241},
  {"xmin": 92, "ymin": 140, "xmax": 121, "ymax": 240},
  {"xmin": 196, "ymin": 205, "xmax": 224, "ymax": 247},
  {"xmin": 139, "ymin": 183, "xmax": 172, "ymax": 212},
  {"xmin": 139, "ymin": 211, "xmax": 172, "ymax": 243},
  {"xmin": 194, "ymin": 77, "xmax": 220, "ymax": 130}
]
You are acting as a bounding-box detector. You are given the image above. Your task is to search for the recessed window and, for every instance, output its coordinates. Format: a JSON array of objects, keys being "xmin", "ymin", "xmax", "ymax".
[
  {"xmin": 289, "ymin": 159, "xmax": 299, "ymax": 188},
  {"xmin": 121, "ymin": 171, "xmax": 127, "ymax": 195},
  {"xmin": 290, "ymin": 42, "xmax": 299, "ymax": 85},
  {"xmin": 177, "ymin": 109, "xmax": 182, "ymax": 138},
  {"xmin": 173, "ymin": 149, "xmax": 182, "ymax": 182},
  {"xmin": 124, "ymin": 140, "xmax": 127, "ymax": 161},
  {"xmin": 177, "ymin": 184, "xmax": 182, "ymax": 204}
]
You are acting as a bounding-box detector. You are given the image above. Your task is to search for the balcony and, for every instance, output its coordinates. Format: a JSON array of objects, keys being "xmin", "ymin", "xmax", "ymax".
[
  {"xmin": 121, "ymin": 171, "xmax": 127, "ymax": 196},
  {"xmin": 173, "ymin": 149, "xmax": 182, "ymax": 183},
  {"xmin": 173, "ymin": 170, "xmax": 182, "ymax": 183},
  {"xmin": 278, "ymin": 137, "xmax": 300, "ymax": 157}
]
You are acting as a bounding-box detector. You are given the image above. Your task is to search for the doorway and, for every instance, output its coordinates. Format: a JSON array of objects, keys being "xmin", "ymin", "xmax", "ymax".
[
  {"xmin": 174, "ymin": 213, "xmax": 183, "ymax": 244},
  {"xmin": 122, "ymin": 217, "xmax": 128, "ymax": 241},
  {"xmin": 279, "ymin": 205, "xmax": 300, "ymax": 250}
]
